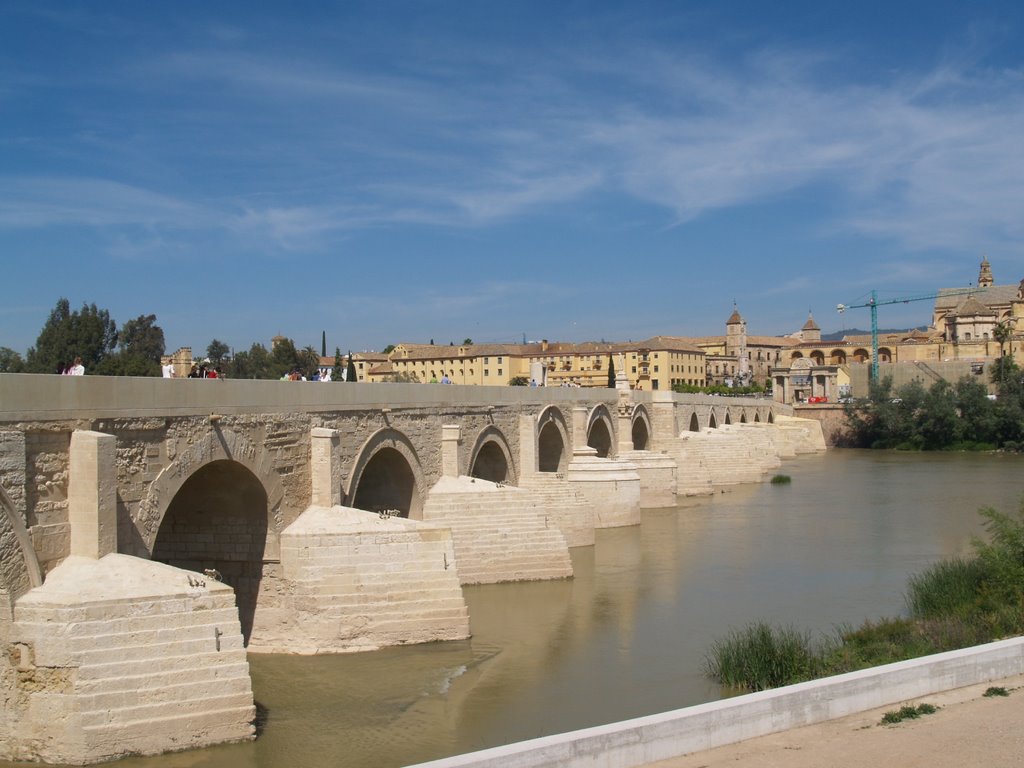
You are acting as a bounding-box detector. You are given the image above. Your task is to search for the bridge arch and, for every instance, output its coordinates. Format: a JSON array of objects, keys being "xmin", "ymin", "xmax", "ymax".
[
  {"xmin": 688, "ymin": 412, "xmax": 700, "ymax": 432},
  {"xmin": 708, "ymin": 411, "xmax": 718, "ymax": 429},
  {"xmin": 139, "ymin": 427, "xmax": 284, "ymax": 557},
  {"xmin": 151, "ymin": 459, "xmax": 269, "ymax": 643},
  {"xmin": 536, "ymin": 406, "xmax": 570, "ymax": 473},
  {"xmin": 724, "ymin": 410, "xmax": 732, "ymax": 425},
  {"xmin": 468, "ymin": 426, "xmax": 517, "ymax": 485},
  {"xmin": 346, "ymin": 428, "xmax": 427, "ymax": 520},
  {"xmin": 586, "ymin": 404, "xmax": 615, "ymax": 458},
  {"xmin": 631, "ymin": 405, "xmax": 652, "ymax": 450},
  {"xmin": 740, "ymin": 411, "xmax": 748, "ymax": 424},
  {"xmin": 0, "ymin": 481, "xmax": 42, "ymax": 602}
]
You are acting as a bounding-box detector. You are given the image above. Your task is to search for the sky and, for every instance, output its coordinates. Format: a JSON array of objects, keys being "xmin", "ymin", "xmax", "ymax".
[{"xmin": 2, "ymin": 1, "xmax": 1024, "ymax": 357}]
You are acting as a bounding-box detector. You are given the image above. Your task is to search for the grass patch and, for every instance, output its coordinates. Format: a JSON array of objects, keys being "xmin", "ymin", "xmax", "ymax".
[
  {"xmin": 769, "ymin": 474, "xmax": 791, "ymax": 485},
  {"xmin": 984, "ymin": 686, "xmax": 1009, "ymax": 697},
  {"xmin": 880, "ymin": 703, "xmax": 938, "ymax": 725}
]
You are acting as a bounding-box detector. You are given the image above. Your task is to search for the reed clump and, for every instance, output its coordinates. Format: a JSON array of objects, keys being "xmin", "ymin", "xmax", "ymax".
[{"xmin": 769, "ymin": 474, "xmax": 791, "ymax": 485}]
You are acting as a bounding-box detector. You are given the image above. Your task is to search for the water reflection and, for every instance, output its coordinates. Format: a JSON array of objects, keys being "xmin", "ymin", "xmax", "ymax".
[{"xmin": 7, "ymin": 450, "xmax": 1024, "ymax": 768}]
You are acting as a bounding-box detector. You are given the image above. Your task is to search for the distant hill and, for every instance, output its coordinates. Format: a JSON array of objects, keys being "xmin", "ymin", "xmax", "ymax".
[{"xmin": 821, "ymin": 327, "xmax": 928, "ymax": 341}]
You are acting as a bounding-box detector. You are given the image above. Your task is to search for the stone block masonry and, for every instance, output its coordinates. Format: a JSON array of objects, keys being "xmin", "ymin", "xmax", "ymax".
[{"xmin": 3, "ymin": 554, "xmax": 254, "ymax": 765}]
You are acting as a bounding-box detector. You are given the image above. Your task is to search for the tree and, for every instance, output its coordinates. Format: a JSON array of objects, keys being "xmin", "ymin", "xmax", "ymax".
[
  {"xmin": 463, "ymin": 338, "xmax": 473, "ymax": 345},
  {"xmin": 0, "ymin": 347, "xmax": 25, "ymax": 373},
  {"xmin": 346, "ymin": 351, "xmax": 357, "ymax": 383},
  {"xmin": 206, "ymin": 339, "xmax": 230, "ymax": 365},
  {"xmin": 26, "ymin": 298, "xmax": 117, "ymax": 374},
  {"xmin": 956, "ymin": 377, "xmax": 998, "ymax": 446},
  {"xmin": 269, "ymin": 338, "xmax": 301, "ymax": 379},
  {"xmin": 382, "ymin": 344, "xmax": 396, "ymax": 354},
  {"xmin": 334, "ymin": 347, "xmax": 344, "ymax": 381},
  {"xmin": 229, "ymin": 343, "xmax": 272, "ymax": 379},
  {"xmin": 119, "ymin": 314, "xmax": 165, "ymax": 362},
  {"xmin": 607, "ymin": 355, "xmax": 616, "ymax": 388},
  {"xmin": 91, "ymin": 314, "xmax": 165, "ymax": 377},
  {"xmin": 917, "ymin": 380, "xmax": 960, "ymax": 449},
  {"xmin": 299, "ymin": 345, "xmax": 321, "ymax": 377}
]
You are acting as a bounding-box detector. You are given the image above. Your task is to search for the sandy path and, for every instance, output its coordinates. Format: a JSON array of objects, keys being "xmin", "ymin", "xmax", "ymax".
[{"xmin": 647, "ymin": 674, "xmax": 1024, "ymax": 768}]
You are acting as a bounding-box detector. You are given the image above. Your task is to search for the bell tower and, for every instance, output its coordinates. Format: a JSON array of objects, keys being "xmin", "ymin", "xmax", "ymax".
[{"xmin": 979, "ymin": 256, "xmax": 994, "ymax": 288}]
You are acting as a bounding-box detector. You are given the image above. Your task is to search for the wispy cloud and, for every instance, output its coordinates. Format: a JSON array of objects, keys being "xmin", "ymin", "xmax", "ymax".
[{"xmin": 4, "ymin": 36, "xmax": 1023, "ymax": 260}]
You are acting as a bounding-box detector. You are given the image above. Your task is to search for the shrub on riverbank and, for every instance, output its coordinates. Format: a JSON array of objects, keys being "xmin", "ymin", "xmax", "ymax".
[{"xmin": 706, "ymin": 501, "xmax": 1024, "ymax": 692}]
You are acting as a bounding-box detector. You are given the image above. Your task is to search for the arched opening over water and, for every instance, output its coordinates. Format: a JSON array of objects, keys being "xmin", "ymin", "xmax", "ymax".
[
  {"xmin": 688, "ymin": 413, "xmax": 700, "ymax": 432},
  {"xmin": 631, "ymin": 416, "xmax": 649, "ymax": 450},
  {"xmin": 740, "ymin": 412, "xmax": 748, "ymax": 423},
  {"xmin": 470, "ymin": 430, "xmax": 512, "ymax": 484},
  {"xmin": 152, "ymin": 459, "xmax": 268, "ymax": 644},
  {"xmin": 352, "ymin": 447, "xmax": 418, "ymax": 518},
  {"xmin": 347, "ymin": 428, "xmax": 426, "ymax": 519},
  {"xmin": 709, "ymin": 412, "xmax": 718, "ymax": 429},
  {"xmin": 724, "ymin": 412, "xmax": 732, "ymax": 425},
  {"xmin": 754, "ymin": 412, "xmax": 761, "ymax": 423},
  {"xmin": 768, "ymin": 411, "xmax": 775, "ymax": 424},
  {"xmin": 589, "ymin": 409, "xmax": 610, "ymax": 456},
  {"xmin": 537, "ymin": 407, "xmax": 568, "ymax": 473}
]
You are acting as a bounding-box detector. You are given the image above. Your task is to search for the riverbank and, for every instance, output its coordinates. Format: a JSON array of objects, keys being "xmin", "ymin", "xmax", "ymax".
[{"xmin": 650, "ymin": 673, "xmax": 1024, "ymax": 768}]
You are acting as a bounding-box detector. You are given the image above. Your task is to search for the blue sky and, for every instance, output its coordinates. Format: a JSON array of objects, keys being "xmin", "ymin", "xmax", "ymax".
[{"xmin": 3, "ymin": 1, "xmax": 1023, "ymax": 357}]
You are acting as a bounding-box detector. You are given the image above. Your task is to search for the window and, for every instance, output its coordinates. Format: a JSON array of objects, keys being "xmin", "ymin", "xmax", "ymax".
[
  {"xmin": 497, "ymin": 357, "xmax": 503, "ymax": 363},
  {"xmin": 498, "ymin": 368, "xmax": 503, "ymax": 376},
  {"xmin": 631, "ymin": 366, "xmax": 636, "ymax": 373},
  {"xmin": 484, "ymin": 357, "xmax": 489, "ymax": 364},
  {"xmin": 654, "ymin": 365, "xmax": 659, "ymax": 372},
  {"xmin": 484, "ymin": 369, "xmax": 489, "ymax": 377}
]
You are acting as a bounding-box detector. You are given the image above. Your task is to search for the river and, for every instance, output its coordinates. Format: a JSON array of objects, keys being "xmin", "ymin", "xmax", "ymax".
[{"xmin": 10, "ymin": 449, "xmax": 1024, "ymax": 767}]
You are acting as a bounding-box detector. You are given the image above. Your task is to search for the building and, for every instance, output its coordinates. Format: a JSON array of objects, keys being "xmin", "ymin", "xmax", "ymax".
[{"xmin": 356, "ymin": 338, "xmax": 707, "ymax": 390}]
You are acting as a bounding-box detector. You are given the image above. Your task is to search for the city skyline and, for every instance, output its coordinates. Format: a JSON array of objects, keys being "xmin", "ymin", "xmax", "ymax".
[{"xmin": 2, "ymin": 1, "xmax": 1023, "ymax": 356}]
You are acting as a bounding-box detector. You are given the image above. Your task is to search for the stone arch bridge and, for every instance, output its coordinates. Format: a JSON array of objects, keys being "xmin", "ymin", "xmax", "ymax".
[{"xmin": 0, "ymin": 375, "xmax": 823, "ymax": 764}]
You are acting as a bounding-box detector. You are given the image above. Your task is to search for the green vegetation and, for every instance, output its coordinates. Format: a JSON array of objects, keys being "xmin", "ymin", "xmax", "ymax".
[
  {"xmin": 843, "ymin": 366, "xmax": 1024, "ymax": 451},
  {"xmin": 984, "ymin": 686, "xmax": 1010, "ymax": 697},
  {"xmin": 770, "ymin": 474, "xmax": 791, "ymax": 485},
  {"xmin": 880, "ymin": 703, "xmax": 938, "ymax": 724},
  {"xmin": 704, "ymin": 622, "xmax": 829, "ymax": 691},
  {"xmin": 673, "ymin": 382, "xmax": 765, "ymax": 396},
  {"xmin": 706, "ymin": 500, "xmax": 1024, "ymax": 692}
]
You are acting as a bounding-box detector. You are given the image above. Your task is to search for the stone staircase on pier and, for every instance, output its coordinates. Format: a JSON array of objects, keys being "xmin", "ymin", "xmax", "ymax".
[
  {"xmin": 6, "ymin": 554, "xmax": 254, "ymax": 765},
  {"xmin": 518, "ymin": 472, "xmax": 597, "ymax": 547},
  {"xmin": 274, "ymin": 506, "xmax": 469, "ymax": 654},
  {"xmin": 423, "ymin": 476, "xmax": 573, "ymax": 585}
]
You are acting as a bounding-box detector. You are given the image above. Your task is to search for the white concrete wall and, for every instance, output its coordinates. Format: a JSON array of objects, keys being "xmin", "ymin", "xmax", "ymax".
[{"xmin": 407, "ymin": 636, "xmax": 1024, "ymax": 768}]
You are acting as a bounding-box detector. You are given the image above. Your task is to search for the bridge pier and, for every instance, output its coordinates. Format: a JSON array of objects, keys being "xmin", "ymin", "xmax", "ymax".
[{"xmin": 3, "ymin": 430, "xmax": 256, "ymax": 764}]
